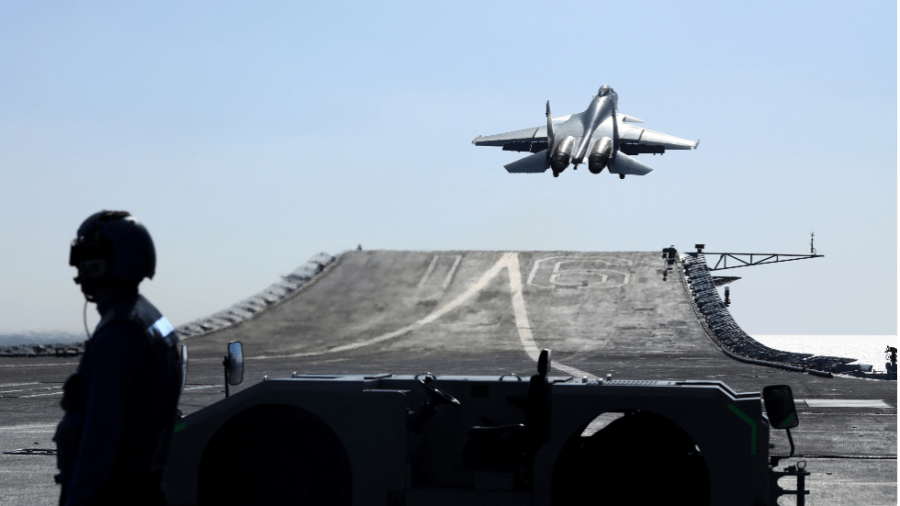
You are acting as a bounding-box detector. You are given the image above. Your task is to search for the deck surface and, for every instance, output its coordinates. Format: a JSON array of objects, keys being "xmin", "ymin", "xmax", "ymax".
[{"xmin": 1, "ymin": 250, "xmax": 895, "ymax": 505}]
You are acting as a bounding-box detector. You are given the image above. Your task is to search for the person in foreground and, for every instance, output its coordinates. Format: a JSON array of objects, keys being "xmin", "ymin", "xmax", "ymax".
[{"xmin": 54, "ymin": 210, "xmax": 182, "ymax": 506}]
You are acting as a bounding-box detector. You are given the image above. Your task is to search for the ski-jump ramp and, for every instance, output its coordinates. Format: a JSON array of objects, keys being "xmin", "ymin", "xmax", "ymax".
[
  {"xmin": 179, "ymin": 250, "xmax": 727, "ymax": 377},
  {"xmin": 0, "ymin": 250, "xmax": 894, "ymax": 505}
]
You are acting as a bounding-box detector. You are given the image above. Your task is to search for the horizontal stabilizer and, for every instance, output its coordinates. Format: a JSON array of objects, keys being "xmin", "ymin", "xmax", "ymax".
[
  {"xmin": 505, "ymin": 150, "xmax": 550, "ymax": 173},
  {"xmin": 607, "ymin": 151, "xmax": 653, "ymax": 175}
]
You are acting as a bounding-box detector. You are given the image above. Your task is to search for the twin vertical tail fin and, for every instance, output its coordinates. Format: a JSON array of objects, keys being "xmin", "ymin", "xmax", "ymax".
[
  {"xmin": 546, "ymin": 101, "xmax": 555, "ymax": 154},
  {"xmin": 610, "ymin": 106, "xmax": 619, "ymax": 163},
  {"xmin": 502, "ymin": 99, "xmax": 557, "ymax": 174}
]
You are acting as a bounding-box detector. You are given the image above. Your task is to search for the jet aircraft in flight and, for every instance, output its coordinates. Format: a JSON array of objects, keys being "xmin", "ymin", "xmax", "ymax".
[{"xmin": 472, "ymin": 85, "xmax": 698, "ymax": 178}]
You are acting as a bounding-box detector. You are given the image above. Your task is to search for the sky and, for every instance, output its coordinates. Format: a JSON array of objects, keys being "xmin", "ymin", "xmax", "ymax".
[{"xmin": 1, "ymin": 1, "xmax": 896, "ymax": 337}]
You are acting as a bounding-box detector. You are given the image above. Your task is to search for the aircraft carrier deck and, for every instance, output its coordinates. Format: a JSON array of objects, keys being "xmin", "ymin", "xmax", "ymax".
[{"xmin": 1, "ymin": 250, "xmax": 895, "ymax": 505}]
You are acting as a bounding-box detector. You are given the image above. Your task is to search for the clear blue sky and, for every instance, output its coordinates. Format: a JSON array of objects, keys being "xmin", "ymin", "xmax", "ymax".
[{"xmin": 1, "ymin": 1, "xmax": 896, "ymax": 336}]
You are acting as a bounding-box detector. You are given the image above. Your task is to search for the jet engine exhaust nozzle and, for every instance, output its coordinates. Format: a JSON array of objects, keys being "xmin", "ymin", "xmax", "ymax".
[
  {"xmin": 550, "ymin": 136, "xmax": 576, "ymax": 173},
  {"xmin": 588, "ymin": 137, "xmax": 613, "ymax": 174}
]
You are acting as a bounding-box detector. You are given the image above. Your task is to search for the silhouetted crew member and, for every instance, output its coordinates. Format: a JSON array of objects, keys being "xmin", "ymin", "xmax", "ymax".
[{"xmin": 54, "ymin": 211, "xmax": 182, "ymax": 506}]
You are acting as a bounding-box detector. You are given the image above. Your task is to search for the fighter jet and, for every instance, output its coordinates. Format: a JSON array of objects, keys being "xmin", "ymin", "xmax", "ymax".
[{"xmin": 472, "ymin": 85, "xmax": 698, "ymax": 178}]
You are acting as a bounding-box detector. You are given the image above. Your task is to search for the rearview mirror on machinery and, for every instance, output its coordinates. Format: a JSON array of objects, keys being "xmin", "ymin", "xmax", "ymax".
[
  {"xmin": 763, "ymin": 384, "xmax": 800, "ymax": 461},
  {"xmin": 763, "ymin": 384, "xmax": 799, "ymax": 430},
  {"xmin": 223, "ymin": 341, "xmax": 243, "ymax": 398},
  {"xmin": 763, "ymin": 384, "xmax": 810, "ymax": 504}
]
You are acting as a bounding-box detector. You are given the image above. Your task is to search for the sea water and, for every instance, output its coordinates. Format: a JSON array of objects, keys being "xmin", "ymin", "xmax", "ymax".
[
  {"xmin": 0, "ymin": 331, "xmax": 86, "ymax": 348},
  {"xmin": 752, "ymin": 335, "xmax": 898, "ymax": 371}
]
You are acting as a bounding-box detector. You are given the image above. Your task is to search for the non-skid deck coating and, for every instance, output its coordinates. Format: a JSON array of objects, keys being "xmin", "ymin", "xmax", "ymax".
[{"xmin": 1, "ymin": 250, "xmax": 896, "ymax": 505}]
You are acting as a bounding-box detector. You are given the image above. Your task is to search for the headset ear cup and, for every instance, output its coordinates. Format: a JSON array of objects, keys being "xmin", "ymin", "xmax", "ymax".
[{"xmin": 77, "ymin": 259, "xmax": 110, "ymax": 281}]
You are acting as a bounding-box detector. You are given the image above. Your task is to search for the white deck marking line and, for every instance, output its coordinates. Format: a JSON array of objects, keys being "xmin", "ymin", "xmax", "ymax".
[
  {"xmin": 0, "ymin": 363, "xmax": 76, "ymax": 368},
  {"xmin": 810, "ymin": 482, "xmax": 898, "ymax": 486},
  {"xmin": 0, "ymin": 382, "xmax": 40, "ymax": 388},
  {"xmin": 250, "ymin": 253, "xmax": 510, "ymax": 359},
  {"xmin": 799, "ymin": 399, "xmax": 893, "ymax": 408},
  {"xmin": 550, "ymin": 265, "xmax": 608, "ymax": 285},
  {"xmin": 526, "ymin": 258, "xmax": 543, "ymax": 285},
  {"xmin": 417, "ymin": 255, "xmax": 440, "ymax": 288},
  {"xmin": 250, "ymin": 252, "xmax": 596, "ymax": 379},
  {"xmin": 441, "ymin": 255, "xmax": 462, "ymax": 289},
  {"xmin": 0, "ymin": 423, "xmax": 58, "ymax": 431},
  {"xmin": 183, "ymin": 385, "xmax": 223, "ymax": 391},
  {"xmin": 506, "ymin": 253, "xmax": 596, "ymax": 379},
  {"xmin": 527, "ymin": 255, "xmax": 633, "ymax": 288},
  {"xmin": 21, "ymin": 391, "xmax": 63, "ymax": 398}
]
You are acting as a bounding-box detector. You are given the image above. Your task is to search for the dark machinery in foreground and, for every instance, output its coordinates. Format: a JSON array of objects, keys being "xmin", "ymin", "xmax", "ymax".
[{"xmin": 163, "ymin": 343, "xmax": 810, "ymax": 506}]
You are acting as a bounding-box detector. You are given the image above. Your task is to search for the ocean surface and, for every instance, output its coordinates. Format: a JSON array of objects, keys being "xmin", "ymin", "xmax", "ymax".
[
  {"xmin": 2, "ymin": 332, "xmax": 896, "ymax": 370},
  {"xmin": 0, "ymin": 331, "xmax": 86, "ymax": 348}
]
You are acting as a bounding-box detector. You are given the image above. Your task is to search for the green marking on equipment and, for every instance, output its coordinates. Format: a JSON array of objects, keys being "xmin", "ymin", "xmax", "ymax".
[
  {"xmin": 780, "ymin": 412, "xmax": 795, "ymax": 428},
  {"xmin": 174, "ymin": 422, "xmax": 186, "ymax": 433},
  {"xmin": 728, "ymin": 404, "xmax": 757, "ymax": 455}
]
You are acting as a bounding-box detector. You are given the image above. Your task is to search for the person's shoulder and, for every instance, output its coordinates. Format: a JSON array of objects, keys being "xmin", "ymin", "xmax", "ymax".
[
  {"xmin": 97, "ymin": 293, "xmax": 154, "ymax": 334},
  {"xmin": 91, "ymin": 320, "xmax": 145, "ymax": 348},
  {"xmin": 130, "ymin": 294, "xmax": 167, "ymax": 324}
]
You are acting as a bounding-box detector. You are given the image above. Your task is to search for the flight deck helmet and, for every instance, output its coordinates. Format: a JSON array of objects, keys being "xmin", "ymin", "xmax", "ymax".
[{"xmin": 69, "ymin": 211, "xmax": 156, "ymax": 294}]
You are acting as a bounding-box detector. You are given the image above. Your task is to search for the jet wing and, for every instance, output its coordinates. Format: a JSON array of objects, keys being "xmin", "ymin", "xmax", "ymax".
[
  {"xmin": 473, "ymin": 126, "xmax": 546, "ymax": 147},
  {"xmin": 614, "ymin": 119, "xmax": 698, "ymax": 153},
  {"xmin": 473, "ymin": 115, "xmax": 578, "ymax": 153}
]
